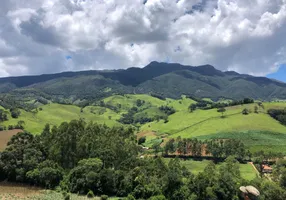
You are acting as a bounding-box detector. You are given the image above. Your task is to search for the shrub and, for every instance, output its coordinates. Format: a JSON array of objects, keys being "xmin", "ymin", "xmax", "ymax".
[
  {"xmin": 87, "ymin": 190, "xmax": 95, "ymax": 198},
  {"xmin": 126, "ymin": 194, "xmax": 136, "ymax": 200},
  {"xmin": 242, "ymin": 108, "xmax": 250, "ymax": 115},
  {"xmin": 62, "ymin": 192, "xmax": 70, "ymax": 200},
  {"xmin": 138, "ymin": 136, "xmax": 146, "ymax": 145},
  {"xmin": 101, "ymin": 195, "xmax": 109, "ymax": 200}
]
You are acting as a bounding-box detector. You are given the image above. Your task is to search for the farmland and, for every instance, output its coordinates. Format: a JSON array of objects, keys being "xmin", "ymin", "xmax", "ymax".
[
  {"xmin": 1, "ymin": 94, "xmax": 286, "ymax": 154},
  {"xmin": 0, "ymin": 129, "xmax": 23, "ymax": 151}
]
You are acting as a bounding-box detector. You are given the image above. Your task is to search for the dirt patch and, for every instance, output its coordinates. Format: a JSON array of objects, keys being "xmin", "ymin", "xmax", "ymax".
[
  {"xmin": 0, "ymin": 182, "xmax": 42, "ymax": 199},
  {"xmin": 0, "ymin": 129, "xmax": 23, "ymax": 151},
  {"xmin": 137, "ymin": 131, "xmax": 157, "ymax": 139}
]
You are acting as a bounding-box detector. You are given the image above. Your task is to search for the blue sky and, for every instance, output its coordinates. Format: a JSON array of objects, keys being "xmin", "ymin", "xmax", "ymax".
[{"xmin": 267, "ymin": 65, "xmax": 286, "ymax": 83}]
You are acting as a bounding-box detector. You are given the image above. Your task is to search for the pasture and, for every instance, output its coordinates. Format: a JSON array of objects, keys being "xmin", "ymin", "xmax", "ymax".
[{"xmin": 163, "ymin": 159, "xmax": 258, "ymax": 180}]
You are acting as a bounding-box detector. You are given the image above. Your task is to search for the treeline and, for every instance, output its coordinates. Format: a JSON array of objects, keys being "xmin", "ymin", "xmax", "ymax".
[
  {"xmin": 188, "ymin": 96, "xmax": 255, "ymax": 112},
  {"xmin": 164, "ymin": 138, "xmax": 251, "ymax": 161},
  {"xmin": 0, "ymin": 121, "xmax": 25, "ymax": 131},
  {"xmin": 0, "ymin": 123, "xmax": 285, "ymax": 199},
  {"xmin": 268, "ymin": 108, "xmax": 286, "ymax": 125}
]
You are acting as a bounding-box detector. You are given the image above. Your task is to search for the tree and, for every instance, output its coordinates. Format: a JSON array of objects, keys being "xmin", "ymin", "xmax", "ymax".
[
  {"xmin": 0, "ymin": 109, "xmax": 8, "ymax": 122},
  {"xmin": 242, "ymin": 108, "xmax": 250, "ymax": 115},
  {"xmin": 152, "ymin": 143, "xmax": 162, "ymax": 157},
  {"xmin": 26, "ymin": 160, "xmax": 63, "ymax": 188},
  {"xmin": 67, "ymin": 158, "xmax": 103, "ymax": 194},
  {"xmin": 189, "ymin": 104, "xmax": 197, "ymax": 112},
  {"xmin": 10, "ymin": 108, "xmax": 21, "ymax": 118},
  {"xmin": 138, "ymin": 136, "xmax": 146, "ymax": 145},
  {"xmin": 16, "ymin": 120, "xmax": 25, "ymax": 129},
  {"xmin": 217, "ymin": 107, "xmax": 226, "ymax": 118},
  {"xmin": 254, "ymin": 106, "xmax": 259, "ymax": 113}
]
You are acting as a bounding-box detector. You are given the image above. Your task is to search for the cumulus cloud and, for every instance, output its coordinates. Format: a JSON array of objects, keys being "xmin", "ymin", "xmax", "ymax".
[{"xmin": 0, "ymin": 0, "xmax": 286, "ymax": 77}]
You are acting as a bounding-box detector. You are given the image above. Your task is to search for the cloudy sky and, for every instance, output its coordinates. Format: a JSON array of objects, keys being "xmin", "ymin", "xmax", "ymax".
[{"xmin": 1, "ymin": 0, "xmax": 286, "ymax": 81}]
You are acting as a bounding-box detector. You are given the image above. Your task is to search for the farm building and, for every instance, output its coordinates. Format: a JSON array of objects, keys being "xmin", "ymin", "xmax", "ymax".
[{"xmin": 262, "ymin": 165, "xmax": 273, "ymax": 173}]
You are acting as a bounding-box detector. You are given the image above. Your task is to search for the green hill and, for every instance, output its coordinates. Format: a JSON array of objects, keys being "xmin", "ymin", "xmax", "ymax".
[{"xmin": 1, "ymin": 94, "xmax": 286, "ymax": 154}]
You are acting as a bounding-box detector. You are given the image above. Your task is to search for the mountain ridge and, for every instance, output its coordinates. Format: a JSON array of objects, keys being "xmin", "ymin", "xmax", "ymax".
[{"xmin": 0, "ymin": 61, "xmax": 286, "ymax": 101}]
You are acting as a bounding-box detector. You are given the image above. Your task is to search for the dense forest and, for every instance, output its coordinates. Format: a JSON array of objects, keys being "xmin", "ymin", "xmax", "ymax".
[{"xmin": 0, "ymin": 120, "xmax": 286, "ymax": 199}]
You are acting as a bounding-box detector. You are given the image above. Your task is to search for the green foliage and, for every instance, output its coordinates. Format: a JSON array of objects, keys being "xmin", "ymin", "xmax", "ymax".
[
  {"xmin": 0, "ymin": 109, "xmax": 8, "ymax": 122},
  {"xmin": 217, "ymin": 107, "xmax": 226, "ymax": 117},
  {"xmin": 100, "ymin": 194, "xmax": 108, "ymax": 200},
  {"xmin": 268, "ymin": 108, "xmax": 286, "ymax": 125},
  {"xmin": 87, "ymin": 190, "xmax": 95, "ymax": 198},
  {"xmin": 26, "ymin": 160, "xmax": 64, "ymax": 188},
  {"xmin": 158, "ymin": 106, "xmax": 175, "ymax": 115},
  {"xmin": 242, "ymin": 108, "xmax": 250, "ymax": 115},
  {"xmin": 138, "ymin": 136, "xmax": 146, "ymax": 145},
  {"xmin": 10, "ymin": 108, "xmax": 21, "ymax": 118}
]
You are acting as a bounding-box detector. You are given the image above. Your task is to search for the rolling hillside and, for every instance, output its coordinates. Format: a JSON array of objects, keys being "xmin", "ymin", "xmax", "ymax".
[{"xmin": 1, "ymin": 94, "xmax": 286, "ymax": 154}]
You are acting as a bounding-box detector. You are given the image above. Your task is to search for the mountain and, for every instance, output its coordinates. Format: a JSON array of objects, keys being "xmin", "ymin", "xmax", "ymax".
[{"xmin": 1, "ymin": 61, "xmax": 286, "ymax": 102}]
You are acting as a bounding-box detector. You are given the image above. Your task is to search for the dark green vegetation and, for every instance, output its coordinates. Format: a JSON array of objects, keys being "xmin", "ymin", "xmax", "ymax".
[
  {"xmin": 268, "ymin": 108, "xmax": 286, "ymax": 125},
  {"xmin": 1, "ymin": 121, "xmax": 286, "ymax": 200},
  {"xmin": 1, "ymin": 62, "xmax": 286, "ymax": 107}
]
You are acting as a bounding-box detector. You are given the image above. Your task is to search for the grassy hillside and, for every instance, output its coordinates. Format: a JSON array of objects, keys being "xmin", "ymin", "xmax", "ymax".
[
  {"xmin": 1, "ymin": 94, "xmax": 286, "ymax": 154},
  {"xmin": 0, "ymin": 103, "xmax": 122, "ymax": 133}
]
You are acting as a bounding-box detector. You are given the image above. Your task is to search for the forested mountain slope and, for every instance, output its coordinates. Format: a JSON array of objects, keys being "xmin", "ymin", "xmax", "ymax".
[{"xmin": 0, "ymin": 61, "xmax": 286, "ymax": 101}]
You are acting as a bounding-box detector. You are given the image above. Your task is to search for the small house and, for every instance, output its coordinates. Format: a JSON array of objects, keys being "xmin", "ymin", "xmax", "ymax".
[{"xmin": 262, "ymin": 165, "xmax": 273, "ymax": 173}]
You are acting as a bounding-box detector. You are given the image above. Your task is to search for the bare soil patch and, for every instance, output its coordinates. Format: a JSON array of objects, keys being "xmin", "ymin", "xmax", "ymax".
[
  {"xmin": 137, "ymin": 130, "xmax": 157, "ymax": 139},
  {"xmin": 0, "ymin": 129, "xmax": 23, "ymax": 151}
]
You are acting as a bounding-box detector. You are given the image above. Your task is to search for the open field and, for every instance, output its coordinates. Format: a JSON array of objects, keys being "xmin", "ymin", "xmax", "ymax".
[
  {"xmin": 163, "ymin": 159, "xmax": 258, "ymax": 180},
  {"xmin": 197, "ymin": 131, "xmax": 286, "ymax": 153},
  {"xmin": 0, "ymin": 130, "xmax": 23, "ymax": 151}
]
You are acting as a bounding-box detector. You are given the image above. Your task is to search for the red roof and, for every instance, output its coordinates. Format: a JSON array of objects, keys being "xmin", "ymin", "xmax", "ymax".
[{"xmin": 262, "ymin": 165, "xmax": 272, "ymax": 170}]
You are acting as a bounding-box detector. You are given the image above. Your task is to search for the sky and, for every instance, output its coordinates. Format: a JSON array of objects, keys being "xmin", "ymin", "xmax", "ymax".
[{"xmin": 0, "ymin": 0, "xmax": 286, "ymax": 81}]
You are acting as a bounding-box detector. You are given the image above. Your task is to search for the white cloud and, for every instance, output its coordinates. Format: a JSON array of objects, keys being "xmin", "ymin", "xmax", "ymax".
[{"xmin": 0, "ymin": 0, "xmax": 285, "ymax": 77}]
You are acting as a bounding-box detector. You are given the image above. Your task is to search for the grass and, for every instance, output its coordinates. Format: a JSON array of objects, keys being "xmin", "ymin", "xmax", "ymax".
[
  {"xmin": 171, "ymin": 113, "xmax": 286, "ymax": 138},
  {"xmin": 140, "ymin": 102, "xmax": 286, "ymax": 138},
  {"xmin": 197, "ymin": 131, "xmax": 286, "ymax": 154},
  {"xmin": 0, "ymin": 183, "xmax": 121, "ymax": 200},
  {"xmin": 163, "ymin": 159, "xmax": 258, "ymax": 180},
  {"xmin": 0, "ymin": 103, "xmax": 122, "ymax": 134}
]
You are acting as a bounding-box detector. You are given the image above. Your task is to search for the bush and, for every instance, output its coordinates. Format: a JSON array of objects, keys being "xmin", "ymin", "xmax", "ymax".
[
  {"xmin": 126, "ymin": 194, "xmax": 136, "ymax": 200},
  {"xmin": 87, "ymin": 190, "xmax": 95, "ymax": 198},
  {"xmin": 138, "ymin": 136, "xmax": 146, "ymax": 145},
  {"xmin": 101, "ymin": 195, "xmax": 109, "ymax": 200},
  {"xmin": 62, "ymin": 192, "xmax": 71, "ymax": 200},
  {"xmin": 242, "ymin": 108, "xmax": 250, "ymax": 115},
  {"xmin": 149, "ymin": 195, "xmax": 167, "ymax": 200}
]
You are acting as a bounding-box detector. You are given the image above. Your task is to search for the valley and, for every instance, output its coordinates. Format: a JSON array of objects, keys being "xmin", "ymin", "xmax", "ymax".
[{"xmin": 1, "ymin": 64, "xmax": 286, "ymax": 199}]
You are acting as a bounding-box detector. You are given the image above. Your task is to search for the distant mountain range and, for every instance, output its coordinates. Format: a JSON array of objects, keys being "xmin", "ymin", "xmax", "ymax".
[{"xmin": 1, "ymin": 61, "xmax": 286, "ymax": 101}]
